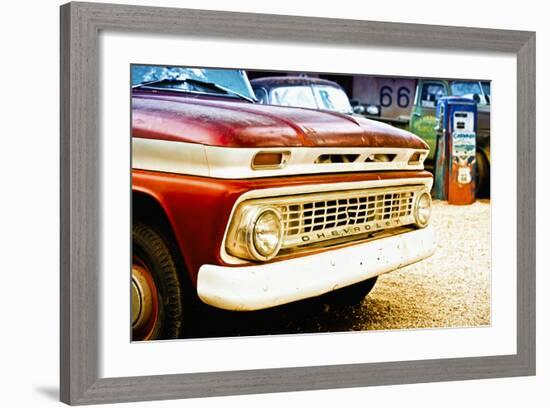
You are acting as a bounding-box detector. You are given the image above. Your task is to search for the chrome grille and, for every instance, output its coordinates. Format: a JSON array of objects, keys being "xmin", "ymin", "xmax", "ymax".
[
  {"xmin": 277, "ymin": 185, "xmax": 422, "ymax": 248},
  {"xmin": 224, "ymin": 183, "xmax": 428, "ymax": 261}
]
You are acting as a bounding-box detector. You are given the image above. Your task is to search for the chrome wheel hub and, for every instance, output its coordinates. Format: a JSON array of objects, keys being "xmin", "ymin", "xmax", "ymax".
[{"xmin": 131, "ymin": 261, "xmax": 158, "ymax": 339}]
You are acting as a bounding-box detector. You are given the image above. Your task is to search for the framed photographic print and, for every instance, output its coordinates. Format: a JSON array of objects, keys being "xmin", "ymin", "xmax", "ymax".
[{"xmin": 60, "ymin": 1, "xmax": 536, "ymax": 405}]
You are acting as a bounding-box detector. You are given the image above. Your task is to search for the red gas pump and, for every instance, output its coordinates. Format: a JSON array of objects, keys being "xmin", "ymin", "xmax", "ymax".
[{"xmin": 433, "ymin": 97, "xmax": 477, "ymax": 205}]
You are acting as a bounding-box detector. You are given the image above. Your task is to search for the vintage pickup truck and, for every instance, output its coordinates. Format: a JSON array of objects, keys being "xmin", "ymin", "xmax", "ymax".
[{"xmin": 131, "ymin": 65, "xmax": 436, "ymax": 341}]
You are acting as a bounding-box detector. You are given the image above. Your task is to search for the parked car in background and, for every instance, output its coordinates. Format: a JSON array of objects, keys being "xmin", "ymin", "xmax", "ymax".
[
  {"xmin": 131, "ymin": 65, "xmax": 436, "ymax": 340},
  {"xmin": 251, "ymin": 76, "xmax": 354, "ymax": 115},
  {"xmin": 409, "ymin": 79, "xmax": 490, "ymax": 196}
]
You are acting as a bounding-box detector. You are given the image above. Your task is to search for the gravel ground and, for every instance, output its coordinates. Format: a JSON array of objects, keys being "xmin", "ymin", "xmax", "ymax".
[
  {"xmin": 361, "ymin": 199, "xmax": 491, "ymax": 330},
  {"xmin": 184, "ymin": 200, "xmax": 491, "ymax": 338}
]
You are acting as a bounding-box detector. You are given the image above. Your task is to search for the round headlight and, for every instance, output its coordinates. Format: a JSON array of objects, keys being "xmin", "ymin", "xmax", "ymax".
[
  {"xmin": 414, "ymin": 191, "xmax": 432, "ymax": 228},
  {"xmin": 251, "ymin": 207, "xmax": 283, "ymax": 260}
]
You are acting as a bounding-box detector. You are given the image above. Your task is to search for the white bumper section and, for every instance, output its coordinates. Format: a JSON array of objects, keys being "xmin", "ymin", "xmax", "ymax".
[{"xmin": 197, "ymin": 226, "xmax": 436, "ymax": 311}]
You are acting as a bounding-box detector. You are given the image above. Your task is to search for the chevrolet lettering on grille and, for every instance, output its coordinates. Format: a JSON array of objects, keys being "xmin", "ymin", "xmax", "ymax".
[{"xmin": 300, "ymin": 217, "xmax": 410, "ymax": 243}]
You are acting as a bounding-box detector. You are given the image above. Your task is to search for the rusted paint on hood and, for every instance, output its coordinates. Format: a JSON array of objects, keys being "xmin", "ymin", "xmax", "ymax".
[{"xmin": 132, "ymin": 90, "xmax": 428, "ymax": 149}]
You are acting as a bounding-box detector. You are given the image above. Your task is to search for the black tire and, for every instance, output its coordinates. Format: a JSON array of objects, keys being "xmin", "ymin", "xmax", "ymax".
[
  {"xmin": 475, "ymin": 151, "xmax": 490, "ymax": 198},
  {"xmin": 132, "ymin": 222, "xmax": 183, "ymax": 340},
  {"xmin": 322, "ymin": 277, "xmax": 378, "ymax": 307}
]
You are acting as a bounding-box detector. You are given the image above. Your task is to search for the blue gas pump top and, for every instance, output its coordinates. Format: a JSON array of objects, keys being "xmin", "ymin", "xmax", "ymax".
[{"xmin": 436, "ymin": 97, "xmax": 478, "ymax": 132}]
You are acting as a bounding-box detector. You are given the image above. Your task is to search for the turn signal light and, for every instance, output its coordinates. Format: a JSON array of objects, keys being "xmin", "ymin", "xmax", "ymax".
[{"xmin": 251, "ymin": 151, "xmax": 290, "ymax": 170}]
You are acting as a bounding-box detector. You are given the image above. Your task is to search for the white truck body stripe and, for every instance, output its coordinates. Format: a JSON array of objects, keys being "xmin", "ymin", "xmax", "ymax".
[{"xmin": 132, "ymin": 138, "xmax": 428, "ymax": 179}]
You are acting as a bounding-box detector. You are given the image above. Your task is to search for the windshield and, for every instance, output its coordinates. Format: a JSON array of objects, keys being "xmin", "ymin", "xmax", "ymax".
[
  {"xmin": 131, "ymin": 65, "xmax": 255, "ymax": 100},
  {"xmin": 269, "ymin": 85, "xmax": 352, "ymax": 114},
  {"xmin": 451, "ymin": 81, "xmax": 488, "ymax": 105},
  {"xmin": 270, "ymin": 85, "xmax": 317, "ymax": 109},
  {"xmin": 312, "ymin": 85, "xmax": 353, "ymax": 114},
  {"xmin": 420, "ymin": 83, "xmax": 446, "ymax": 108}
]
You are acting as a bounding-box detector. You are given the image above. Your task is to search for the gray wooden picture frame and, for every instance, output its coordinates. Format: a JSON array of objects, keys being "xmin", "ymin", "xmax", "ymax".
[{"xmin": 60, "ymin": 1, "xmax": 536, "ymax": 405}]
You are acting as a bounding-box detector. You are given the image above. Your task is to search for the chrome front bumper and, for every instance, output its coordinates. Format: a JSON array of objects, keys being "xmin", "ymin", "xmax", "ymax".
[{"xmin": 197, "ymin": 226, "xmax": 436, "ymax": 311}]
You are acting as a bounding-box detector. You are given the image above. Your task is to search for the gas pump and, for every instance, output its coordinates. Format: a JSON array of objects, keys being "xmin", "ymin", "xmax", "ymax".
[{"xmin": 433, "ymin": 97, "xmax": 477, "ymax": 205}]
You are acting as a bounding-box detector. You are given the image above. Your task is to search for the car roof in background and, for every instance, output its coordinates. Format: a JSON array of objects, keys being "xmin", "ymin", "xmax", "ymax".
[{"xmin": 250, "ymin": 76, "xmax": 342, "ymax": 88}]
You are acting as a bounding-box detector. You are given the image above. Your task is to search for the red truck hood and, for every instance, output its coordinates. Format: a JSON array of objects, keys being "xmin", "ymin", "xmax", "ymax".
[{"xmin": 132, "ymin": 90, "xmax": 428, "ymax": 149}]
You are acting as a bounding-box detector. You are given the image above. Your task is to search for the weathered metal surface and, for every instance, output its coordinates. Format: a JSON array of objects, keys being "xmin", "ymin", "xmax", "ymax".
[{"xmin": 132, "ymin": 89, "xmax": 428, "ymax": 149}]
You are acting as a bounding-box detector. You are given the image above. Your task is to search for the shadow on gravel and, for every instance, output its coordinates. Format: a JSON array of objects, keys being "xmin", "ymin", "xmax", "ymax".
[{"xmin": 182, "ymin": 295, "xmax": 372, "ymax": 339}]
